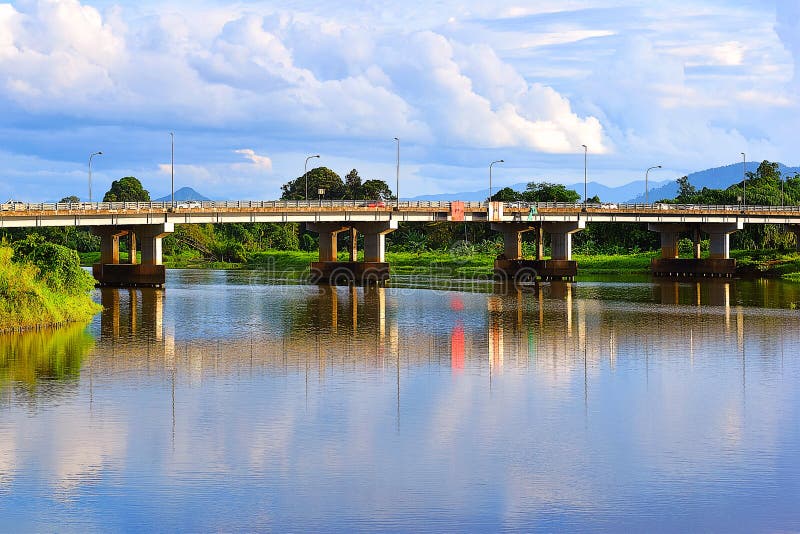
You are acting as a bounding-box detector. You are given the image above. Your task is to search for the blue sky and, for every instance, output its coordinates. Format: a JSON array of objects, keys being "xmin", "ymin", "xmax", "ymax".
[{"xmin": 0, "ymin": 0, "xmax": 798, "ymax": 200}]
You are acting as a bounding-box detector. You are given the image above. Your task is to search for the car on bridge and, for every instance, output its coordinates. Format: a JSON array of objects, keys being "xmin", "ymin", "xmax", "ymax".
[
  {"xmin": 177, "ymin": 201, "xmax": 202, "ymax": 209},
  {"xmin": 2, "ymin": 199, "xmax": 25, "ymax": 211},
  {"xmin": 361, "ymin": 200, "xmax": 386, "ymax": 208}
]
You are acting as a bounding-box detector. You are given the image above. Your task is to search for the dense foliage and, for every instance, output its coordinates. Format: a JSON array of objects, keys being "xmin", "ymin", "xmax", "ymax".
[
  {"xmin": 491, "ymin": 182, "xmax": 582, "ymax": 203},
  {"xmin": 280, "ymin": 167, "xmax": 394, "ymax": 201},
  {"xmin": 103, "ymin": 176, "xmax": 151, "ymax": 202},
  {"xmin": 0, "ymin": 238, "xmax": 101, "ymax": 331}
]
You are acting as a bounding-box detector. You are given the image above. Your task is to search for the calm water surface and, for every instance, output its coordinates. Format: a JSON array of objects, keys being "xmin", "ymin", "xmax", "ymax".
[{"xmin": 1, "ymin": 272, "xmax": 799, "ymax": 531}]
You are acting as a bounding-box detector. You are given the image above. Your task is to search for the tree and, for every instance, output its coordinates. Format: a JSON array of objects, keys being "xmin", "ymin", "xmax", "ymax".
[
  {"xmin": 344, "ymin": 169, "xmax": 362, "ymax": 201},
  {"xmin": 103, "ymin": 177, "xmax": 151, "ymax": 202},
  {"xmin": 361, "ymin": 179, "xmax": 394, "ymax": 200},
  {"xmin": 676, "ymin": 176, "xmax": 696, "ymax": 202},
  {"xmin": 280, "ymin": 167, "xmax": 346, "ymax": 200},
  {"xmin": 60, "ymin": 195, "xmax": 80, "ymax": 203},
  {"xmin": 490, "ymin": 187, "xmax": 522, "ymax": 202},
  {"xmin": 521, "ymin": 182, "xmax": 581, "ymax": 203}
]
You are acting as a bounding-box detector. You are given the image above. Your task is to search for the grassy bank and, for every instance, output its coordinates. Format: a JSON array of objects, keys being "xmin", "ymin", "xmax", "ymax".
[
  {"xmin": 81, "ymin": 247, "xmax": 800, "ymax": 281},
  {"xmin": 1, "ymin": 245, "xmax": 101, "ymax": 333}
]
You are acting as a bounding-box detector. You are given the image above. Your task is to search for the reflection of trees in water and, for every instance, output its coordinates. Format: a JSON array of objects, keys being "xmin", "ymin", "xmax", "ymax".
[{"xmin": 0, "ymin": 322, "xmax": 94, "ymax": 398}]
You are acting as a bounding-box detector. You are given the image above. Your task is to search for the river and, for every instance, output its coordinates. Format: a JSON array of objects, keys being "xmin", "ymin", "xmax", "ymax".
[{"xmin": 1, "ymin": 272, "xmax": 799, "ymax": 531}]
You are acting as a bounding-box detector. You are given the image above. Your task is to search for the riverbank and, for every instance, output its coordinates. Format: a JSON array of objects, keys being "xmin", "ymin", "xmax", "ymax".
[
  {"xmin": 1, "ymin": 245, "xmax": 101, "ymax": 333},
  {"xmin": 80, "ymin": 248, "xmax": 800, "ymax": 280}
]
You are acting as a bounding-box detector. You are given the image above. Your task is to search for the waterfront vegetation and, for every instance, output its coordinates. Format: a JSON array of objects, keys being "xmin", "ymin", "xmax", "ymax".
[
  {"xmin": 0, "ymin": 322, "xmax": 94, "ymax": 391},
  {"xmin": 75, "ymin": 247, "xmax": 800, "ymax": 281},
  {"xmin": 0, "ymin": 236, "xmax": 101, "ymax": 332}
]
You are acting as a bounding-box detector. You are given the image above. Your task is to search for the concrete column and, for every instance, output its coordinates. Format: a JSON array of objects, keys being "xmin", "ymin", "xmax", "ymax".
[
  {"xmin": 648, "ymin": 223, "xmax": 686, "ymax": 259},
  {"xmin": 128, "ymin": 232, "xmax": 138, "ymax": 264},
  {"xmin": 537, "ymin": 224, "xmax": 544, "ymax": 260},
  {"xmin": 490, "ymin": 223, "xmax": 535, "ymax": 259},
  {"xmin": 307, "ymin": 223, "xmax": 349, "ymax": 262},
  {"xmin": 700, "ymin": 222, "xmax": 743, "ymax": 259},
  {"xmin": 92, "ymin": 227, "xmax": 129, "ymax": 264},
  {"xmin": 348, "ymin": 227, "xmax": 358, "ymax": 262},
  {"xmin": 543, "ymin": 221, "xmax": 585, "ymax": 260},
  {"xmin": 353, "ymin": 221, "xmax": 397, "ymax": 263},
  {"xmin": 133, "ymin": 223, "xmax": 174, "ymax": 266}
]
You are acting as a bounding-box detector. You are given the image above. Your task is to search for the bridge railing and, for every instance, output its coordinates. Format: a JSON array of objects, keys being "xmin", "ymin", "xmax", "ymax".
[{"xmin": 3, "ymin": 200, "xmax": 800, "ymax": 213}]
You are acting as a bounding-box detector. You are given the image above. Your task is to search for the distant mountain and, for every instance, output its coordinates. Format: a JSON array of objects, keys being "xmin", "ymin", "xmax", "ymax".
[
  {"xmin": 408, "ymin": 180, "xmax": 671, "ymax": 203},
  {"xmin": 154, "ymin": 187, "xmax": 210, "ymax": 202},
  {"xmin": 626, "ymin": 162, "xmax": 800, "ymax": 203},
  {"xmin": 408, "ymin": 161, "xmax": 800, "ymax": 204}
]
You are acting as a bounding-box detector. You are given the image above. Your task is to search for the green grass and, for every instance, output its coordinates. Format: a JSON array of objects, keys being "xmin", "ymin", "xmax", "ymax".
[
  {"xmin": 1, "ymin": 247, "xmax": 101, "ymax": 332},
  {"xmin": 80, "ymin": 246, "xmax": 800, "ymax": 280}
]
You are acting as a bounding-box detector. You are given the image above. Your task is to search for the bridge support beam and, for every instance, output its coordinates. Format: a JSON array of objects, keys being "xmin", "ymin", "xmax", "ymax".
[
  {"xmin": 648, "ymin": 222, "xmax": 740, "ymax": 277},
  {"xmin": 309, "ymin": 221, "xmax": 397, "ymax": 284},
  {"xmin": 648, "ymin": 223, "xmax": 687, "ymax": 259},
  {"xmin": 92, "ymin": 223, "xmax": 173, "ymax": 287},
  {"xmin": 490, "ymin": 221, "xmax": 583, "ymax": 283},
  {"xmin": 307, "ymin": 222, "xmax": 349, "ymax": 262},
  {"xmin": 701, "ymin": 222, "xmax": 742, "ymax": 260},
  {"xmin": 544, "ymin": 221, "xmax": 585, "ymax": 261},
  {"xmin": 490, "ymin": 222, "xmax": 535, "ymax": 260}
]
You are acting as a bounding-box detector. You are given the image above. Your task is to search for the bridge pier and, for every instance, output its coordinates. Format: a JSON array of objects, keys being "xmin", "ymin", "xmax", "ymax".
[
  {"xmin": 92, "ymin": 223, "xmax": 173, "ymax": 287},
  {"xmin": 649, "ymin": 222, "xmax": 740, "ymax": 277},
  {"xmin": 308, "ymin": 221, "xmax": 397, "ymax": 284},
  {"xmin": 491, "ymin": 221, "xmax": 583, "ymax": 283}
]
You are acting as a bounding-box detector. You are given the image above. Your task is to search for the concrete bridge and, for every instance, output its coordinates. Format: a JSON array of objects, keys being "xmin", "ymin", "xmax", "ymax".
[{"xmin": 3, "ymin": 200, "xmax": 800, "ymax": 286}]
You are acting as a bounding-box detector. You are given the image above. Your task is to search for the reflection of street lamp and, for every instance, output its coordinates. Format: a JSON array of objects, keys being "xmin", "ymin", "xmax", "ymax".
[
  {"xmin": 305, "ymin": 154, "xmax": 320, "ymax": 201},
  {"xmin": 394, "ymin": 137, "xmax": 400, "ymax": 209},
  {"xmin": 489, "ymin": 159, "xmax": 504, "ymax": 202},
  {"xmin": 645, "ymin": 165, "xmax": 661, "ymax": 205},
  {"xmin": 88, "ymin": 151, "xmax": 103, "ymax": 203},
  {"xmin": 318, "ymin": 187, "xmax": 325, "ymax": 207},
  {"xmin": 170, "ymin": 132, "xmax": 175, "ymax": 208},
  {"xmin": 581, "ymin": 144, "xmax": 588, "ymax": 206},
  {"xmin": 741, "ymin": 152, "xmax": 746, "ymax": 208}
]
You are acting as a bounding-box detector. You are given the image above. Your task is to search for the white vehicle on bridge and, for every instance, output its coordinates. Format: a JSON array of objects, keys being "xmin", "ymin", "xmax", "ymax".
[
  {"xmin": 2, "ymin": 199, "xmax": 25, "ymax": 211},
  {"xmin": 177, "ymin": 200, "xmax": 202, "ymax": 209}
]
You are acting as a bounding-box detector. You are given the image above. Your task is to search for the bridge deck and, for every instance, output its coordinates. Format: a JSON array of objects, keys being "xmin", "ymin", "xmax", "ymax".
[{"xmin": 3, "ymin": 200, "xmax": 800, "ymax": 228}]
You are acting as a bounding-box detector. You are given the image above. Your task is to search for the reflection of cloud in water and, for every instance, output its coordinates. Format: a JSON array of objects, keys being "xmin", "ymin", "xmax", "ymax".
[
  {"xmin": 0, "ymin": 430, "xmax": 16, "ymax": 488},
  {"xmin": 49, "ymin": 417, "xmax": 127, "ymax": 495}
]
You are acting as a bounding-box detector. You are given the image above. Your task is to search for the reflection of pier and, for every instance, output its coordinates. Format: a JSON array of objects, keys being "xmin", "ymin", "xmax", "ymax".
[{"xmin": 88, "ymin": 284, "xmax": 798, "ymax": 388}]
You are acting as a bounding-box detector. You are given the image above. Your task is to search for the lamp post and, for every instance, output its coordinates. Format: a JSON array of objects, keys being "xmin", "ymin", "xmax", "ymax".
[
  {"xmin": 304, "ymin": 154, "xmax": 320, "ymax": 201},
  {"xmin": 394, "ymin": 137, "xmax": 400, "ymax": 208},
  {"xmin": 741, "ymin": 152, "xmax": 746, "ymax": 209},
  {"xmin": 88, "ymin": 151, "xmax": 103, "ymax": 203},
  {"xmin": 645, "ymin": 165, "xmax": 661, "ymax": 205},
  {"xmin": 170, "ymin": 132, "xmax": 175, "ymax": 208},
  {"xmin": 489, "ymin": 159, "xmax": 504, "ymax": 202},
  {"xmin": 581, "ymin": 144, "xmax": 588, "ymax": 206}
]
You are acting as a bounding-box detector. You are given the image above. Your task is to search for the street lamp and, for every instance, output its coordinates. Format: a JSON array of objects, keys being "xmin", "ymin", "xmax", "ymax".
[
  {"xmin": 581, "ymin": 144, "xmax": 588, "ymax": 206},
  {"xmin": 170, "ymin": 132, "xmax": 175, "ymax": 208},
  {"xmin": 88, "ymin": 151, "xmax": 103, "ymax": 203},
  {"xmin": 394, "ymin": 137, "xmax": 400, "ymax": 208},
  {"xmin": 741, "ymin": 152, "xmax": 746, "ymax": 209},
  {"xmin": 489, "ymin": 159, "xmax": 504, "ymax": 202},
  {"xmin": 304, "ymin": 154, "xmax": 320, "ymax": 201},
  {"xmin": 645, "ymin": 165, "xmax": 661, "ymax": 205}
]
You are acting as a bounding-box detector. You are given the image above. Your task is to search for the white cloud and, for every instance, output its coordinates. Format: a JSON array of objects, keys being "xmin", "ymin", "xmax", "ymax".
[
  {"xmin": 234, "ymin": 148, "xmax": 273, "ymax": 170},
  {"xmin": 1, "ymin": 0, "xmax": 800, "ymax": 198}
]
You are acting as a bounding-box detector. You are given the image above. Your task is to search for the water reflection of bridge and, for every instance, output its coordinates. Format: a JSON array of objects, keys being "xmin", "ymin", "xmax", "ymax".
[{"xmin": 89, "ymin": 282, "xmax": 799, "ymax": 384}]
